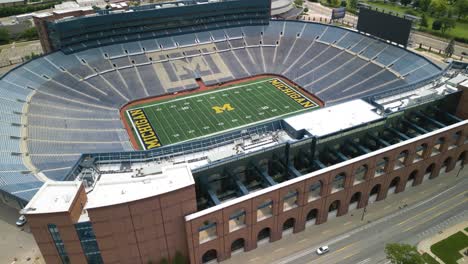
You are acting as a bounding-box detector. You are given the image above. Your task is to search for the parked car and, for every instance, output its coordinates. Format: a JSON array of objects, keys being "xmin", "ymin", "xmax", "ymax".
[
  {"xmin": 16, "ymin": 215, "xmax": 27, "ymax": 227},
  {"xmin": 316, "ymin": 246, "xmax": 330, "ymax": 255}
]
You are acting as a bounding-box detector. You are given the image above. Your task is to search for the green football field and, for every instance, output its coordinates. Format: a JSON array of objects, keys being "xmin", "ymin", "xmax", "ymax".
[{"xmin": 125, "ymin": 78, "xmax": 320, "ymax": 150}]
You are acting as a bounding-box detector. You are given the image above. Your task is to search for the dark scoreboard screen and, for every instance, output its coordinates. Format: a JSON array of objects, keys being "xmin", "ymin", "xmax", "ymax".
[{"xmin": 357, "ymin": 8, "xmax": 412, "ymax": 47}]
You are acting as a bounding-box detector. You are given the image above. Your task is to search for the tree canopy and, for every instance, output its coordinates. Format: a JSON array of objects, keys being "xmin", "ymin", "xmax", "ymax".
[{"xmin": 385, "ymin": 243, "xmax": 425, "ymax": 264}]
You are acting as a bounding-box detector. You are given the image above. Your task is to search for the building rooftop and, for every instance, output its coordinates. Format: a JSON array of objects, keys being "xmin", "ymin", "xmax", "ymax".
[
  {"xmin": 21, "ymin": 181, "xmax": 82, "ymax": 215},
  {"xmin": 284, "ymin": 99, "xmax": 383, "ymax": 137},
  {"xmin": 85, "ymin": 164, "xmax": 194, "ymax": 209}
]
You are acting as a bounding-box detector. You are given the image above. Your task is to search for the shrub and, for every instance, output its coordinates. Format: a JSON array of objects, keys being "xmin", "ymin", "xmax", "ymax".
[{"xmin": 432, "ymin": 20, "xmax": 442, "ymax": 30}]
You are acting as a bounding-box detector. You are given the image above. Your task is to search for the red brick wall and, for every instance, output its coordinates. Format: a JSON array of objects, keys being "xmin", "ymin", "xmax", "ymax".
[{"xmin": 186, "ymin": 124, "xmax": 468, "ymax": 264}]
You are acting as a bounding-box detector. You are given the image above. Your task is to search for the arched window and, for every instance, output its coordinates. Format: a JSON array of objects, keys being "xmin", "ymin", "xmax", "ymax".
[
  {"xmin": 449, "ymin": 131, "xmax": 462, "ymax": 149},
  {"xmin": 229, "ymin": 209, "xmax": 246, "ymax": 232},
  {"xmin": 306, "ymin": 209, "xmax": 318, "ymax": 224},
  {"xmin": 328, "ymin": 200, "xmax": 340, "ymax": 216},
  {"xmin": 202, "ymin": 249, "xmax": 217, "ymax": 263},
  {"xmin": 431, "ymin": 137, "xmax": 445, "ymax": 156},
  {"xmin": 414, "ymin": 144, "xmax": 428, "ymax": 163},
  {"xmin": 332, "ymin": 173, "xmax": 346, "ymax": 193},
  {"xmin": 308, "ymin": 181, "xmax": 322, "ymax": 202},
  {"xmin": 375, "ymin": 157, "xmax": 389, "ymax": 176},
  {"xmin": 283, "ymin": 190, "xmax": 299, "ymax": 211},
  {"xmin": 198, "ymin": 221, "xmax": 217, "ymax": 244},
  {"xmin": 395, "ymin": 150, "xmax": 409, "ymax": 169},
  {"xmin": 354, "ymin": 165, "xmax": 367, "ymax": 185},
  {"xmin": 231, "ymin": 238, "xmax": 245, "ymax": 253},
  {"xmin": 282, "ymin": 218, "xmax": 295, "ymax": 231},
  {"xmin": 257, "ymin": 199, "xmax": 273, "ymax": 221},
  {"xmin": 257, "ymin": 227, "xmax": 271, "ymax": 242},
  {"xmin": 388, "ymin": 177, "xmax": 400, "ymax": 194}
]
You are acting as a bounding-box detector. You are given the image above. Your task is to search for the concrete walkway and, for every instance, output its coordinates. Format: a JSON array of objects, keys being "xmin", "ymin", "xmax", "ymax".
[{"xmin": 418, "ymin": 221, "xmax": 468, "ymax": 264}]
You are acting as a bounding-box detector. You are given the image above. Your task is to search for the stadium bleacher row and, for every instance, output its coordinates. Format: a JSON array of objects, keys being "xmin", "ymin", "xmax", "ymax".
[{"xmin": 0, "ymin": 20, "xmax": 442, "ymax": 201}]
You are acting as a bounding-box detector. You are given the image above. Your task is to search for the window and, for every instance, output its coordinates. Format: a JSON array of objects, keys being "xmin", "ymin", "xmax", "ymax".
[
  {"xmin": 332, "ymin": 173, "xmax": 346, "ymax": 192},
  {"xmin": 75, "ymin": 222, "xmax": 103, "ymax": 264},
  {"xmin": 228, "ymin": 209, "xmax": 246, "ymax": 232},
  {"xmin": 257, "ymin": 200, "xmax": 273, "ymax": 221},
  {"xmin": 354, "ymin": 165, "xmax": 367, "ymax": 185},
  {"xmin": 414, "ymin": 144, "xmax": 427, "ymax": 163},
  {"xmin": 198, "ymin": 221, "xmax": 217, "ymax": 244},
  {"xmin": 283, "ymin": 191, "xmax": 299, "ymax": 211},
  {"xmin": 375, "ymin": 158, "xmax": 388, "ymax": 176},
  {"xmin": 450, "ymin": 131, "xmax": 462, "ymax": 149},
  {"xmin": 431, "ymin": 138, "xmax": 444, "ymax": 156},
  {"xmin": 395, "ymin": 151, "xmax": 408, "ymax": 169},
  {"xmin": 308, "ymin": 182, "xmax": 322, "ymax": 202},
  {"xmin": 48, "ymin": 224, "xmax": 70, "ymax": 264}
]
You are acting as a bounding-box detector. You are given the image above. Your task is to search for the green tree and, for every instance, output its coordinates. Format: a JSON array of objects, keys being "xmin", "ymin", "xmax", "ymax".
[
  {"xmin": 440, "ymin": 17, "xmax": 456, "ymax": 32},
  {"xmin": 20, "ymin": 27, "xmax": 38, "ymax": 41},
  {"xmin": 0, "ymin": 28, "xmax": 10, "ymax": 45},
  {"xmin": 385, "ymin": 243, "xmax": 425, "ymax": 264},
  {"xmin": 172, "ymin": 251, "xmax": 186, "ymax": 264},
  {"xmin": 294, "ymin": 0, "xmax": 304, "ymax": 7},
  {"xmin": 454, "ymin": 0, "xmax": 468, "ymax": 18},
  {"xmin": 401, "ymin": 0, "xmax": 412, "ymax": 6},
  {"xmin": 429, "ymin": 0, "xmax": 448, "ymax": 17},
  {"xmin": 444, "ymin": 39, "xmax": 455, "ymax": 57},
  {"xmin": 420, "ymin": 13, "xmax": 429, "ymax": 27},
  {"xmin": 349, "ymin": 0, "xmax": 358, "ymax": 9},
  {"xmin": 432, "ymin": 19, "xmax": 442, "ymax": 30},
  {"xmin": 419, "ymin": 0, "xmax": 432, "ymax": 11}
]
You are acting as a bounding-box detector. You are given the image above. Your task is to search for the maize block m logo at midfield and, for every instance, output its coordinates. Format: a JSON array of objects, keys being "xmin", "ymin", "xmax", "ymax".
[
  {"xmin": 212, "ymin": 104, "xmax": 234, "ymax": 114},
  {"xmin": 128, "ymin": 109, "xmax": 161, "ymax": 150}
]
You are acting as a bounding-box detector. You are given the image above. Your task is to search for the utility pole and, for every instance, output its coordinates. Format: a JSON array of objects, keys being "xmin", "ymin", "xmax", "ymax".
[{"xmin": 361, "ymin": 206, "xmax": 367, "ymax": 221}]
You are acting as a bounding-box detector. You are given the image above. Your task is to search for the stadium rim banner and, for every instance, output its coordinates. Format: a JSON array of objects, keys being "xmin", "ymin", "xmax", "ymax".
[
  {"xmin": 331, "ymin": 7, "xmax": 346, "ymax": 20},
  {"xmin": 127, "ymin": 108, "xmax": 162, "ymax": 150}
]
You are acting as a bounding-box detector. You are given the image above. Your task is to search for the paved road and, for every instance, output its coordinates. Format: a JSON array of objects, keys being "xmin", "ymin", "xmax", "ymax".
[
  {"xmin": 275, "ymin": 173, "xmax": 467, "ymax": 264},
  {"xmin": 223, "ymin": 166, "xmax": 468, "ymax": 264},
  {"xmin": 304, "ymin": 3, "xmax": 468, "ymax": 57}
]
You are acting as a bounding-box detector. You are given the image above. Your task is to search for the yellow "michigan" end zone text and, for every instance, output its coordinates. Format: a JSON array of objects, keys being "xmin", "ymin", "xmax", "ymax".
[
  {"xmin": 128, "ymin": 109, "xmax": 161, "ymax": 150},
  {"xmin": 269, "ymin": 79, "xmax": 318, "ymax": 109}
]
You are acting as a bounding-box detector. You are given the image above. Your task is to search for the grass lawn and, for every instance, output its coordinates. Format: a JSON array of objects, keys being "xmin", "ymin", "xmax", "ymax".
[
  {"xmin": 421, "ymin": 253, "xmax": 439, "ymax": 264},
  {"xmin": 125, "ymin": 77, "xmax": 320, "ymax": 149},
  {"xmin": 430, "ymin": 231, "xmax": 468, "ymax": 264},
  {"xmin": 362, "ymin": 1, "xmax": 468, "ymax": 41}
]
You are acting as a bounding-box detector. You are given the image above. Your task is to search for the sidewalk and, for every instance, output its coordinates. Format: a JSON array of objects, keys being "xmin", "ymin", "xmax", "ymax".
[
  {"xmin": 222, "ymin": 166, "xmax": 467, "ymax": 264},
  {"xmin": 418, "ymin": 221, "xmax": 468, "ymax": 264}
]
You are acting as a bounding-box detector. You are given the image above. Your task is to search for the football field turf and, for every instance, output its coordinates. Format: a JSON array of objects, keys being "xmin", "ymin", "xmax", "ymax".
[{"xmin": 125, "ymin": 78, "xmax": 320, "ymax": 150}]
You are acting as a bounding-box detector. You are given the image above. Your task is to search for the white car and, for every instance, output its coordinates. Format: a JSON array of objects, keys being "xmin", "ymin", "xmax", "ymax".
[
  {"xmin": 16, "ymin": 215, "xmax": 27, "ymax": 227},
  {"xmin": 316, "ymin": 246, "xmax": 329, "ymax": 255}
]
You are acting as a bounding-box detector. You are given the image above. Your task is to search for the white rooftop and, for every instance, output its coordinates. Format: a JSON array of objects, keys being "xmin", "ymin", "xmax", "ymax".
[
  {"xmin": 22, "ymin": 181, "xmax": 82, "ymax": 215},
  {"xmin": 85, "ymin": 164, "xmax": 194, "ymax": 209},
  {"xmin": 283, "ymin": 99, "xmax": 383, "ymax": 137}
]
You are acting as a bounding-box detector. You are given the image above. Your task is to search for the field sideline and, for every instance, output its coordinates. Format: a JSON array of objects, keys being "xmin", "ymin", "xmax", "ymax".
[{"xmin": 124, "ymin": 77, "xmax": 321, "ymax": 150}]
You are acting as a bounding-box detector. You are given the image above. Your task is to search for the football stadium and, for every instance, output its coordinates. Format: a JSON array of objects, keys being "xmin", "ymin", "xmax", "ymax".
[{"xmin": 0, "ymin": 0, "xmax": 466, "ymax": 263}]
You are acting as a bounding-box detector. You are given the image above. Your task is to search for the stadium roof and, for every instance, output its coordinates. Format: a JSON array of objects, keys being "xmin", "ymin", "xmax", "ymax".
[
  {"xmin": 21, "ymin": 181, "xmax": 82, "ymax": 214},
  {"xmin": 283, "ymin": 100, "xmax": 383, "ymax": 137},
  {"xmin": 85, "ymin": 164, "xmax": 194, "ymax": 209}
]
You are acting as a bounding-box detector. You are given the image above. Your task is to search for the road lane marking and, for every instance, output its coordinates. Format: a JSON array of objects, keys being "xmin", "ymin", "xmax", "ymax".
[
  {"xmin": 356, "ymin": 258, "xmax": 372, "ymax": 264},
  {"xmin": 298, "ymin": 238, "xmax": 309, "ymax": 243},
  {"xmin": 403, "ymin": 198, "xmax": 468, "ymax": 232},
  {"xmin": 343, "ymin": 252, "xmax": 358, "ymax": 260},
  {"xmin": 274, "ymin": 247, "xmax": 285, "ymax": 253},
  {"xmin": 397, "ymin": 191, "xmax": 466, "ymax": 226},
  {"xmin": 334, "ymin": 242, "xmax": 355, "ymax": 253},
  {"xmin": 249, "ymin": 257, "xmax": 260, "ymax": 262},
  {"xmin": 344, "ymin": 221, "xmax": 352, "ymax": 226}
]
